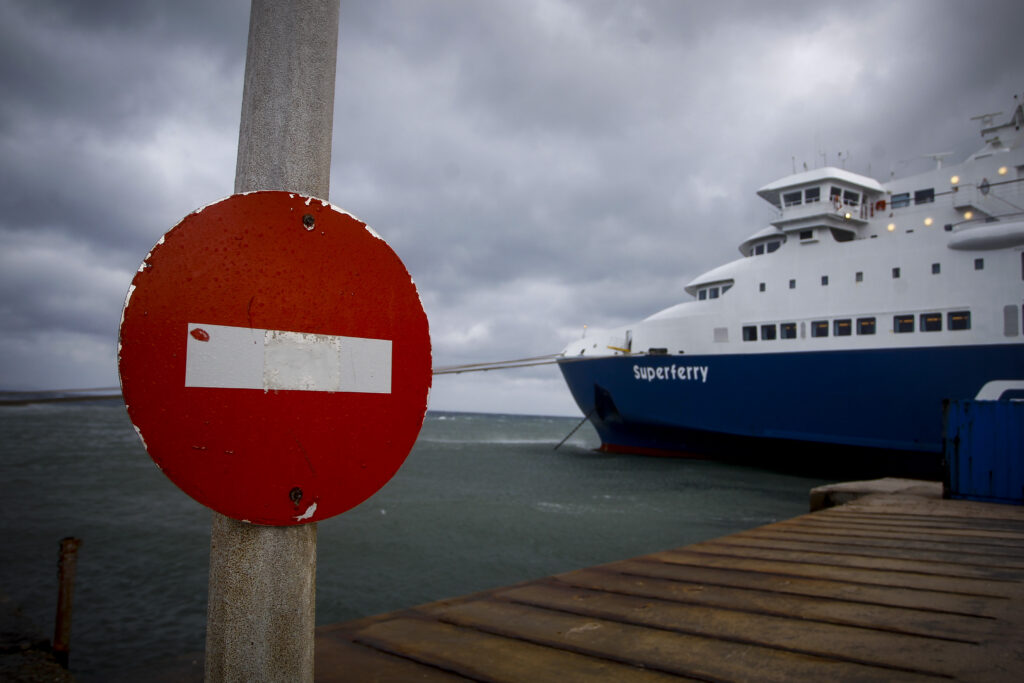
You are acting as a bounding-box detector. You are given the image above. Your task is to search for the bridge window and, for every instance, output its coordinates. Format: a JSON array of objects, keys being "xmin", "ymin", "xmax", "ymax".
[
  {"xmin": 975, "ymin": 258, "xmax": 984, "ymax": 270},
  {"xmin": 894, "ymin": 315, "xmax": 914, "ymax": 333},
  {"xmin": 805, "ymin": 187, "xmax": 820, "ymax": 203},
  {"xmin": 780, "ymin": 322, "xmax": 797, "ymax": 339},
  {"xmin": 783, "ymin": 191, "xmax": 802, "ymax": 207},
  {"xmin": 892, "ymin": 193, "xmax": 910, "ymax": 208},
  {"xmin": 761, "ymin": 324, "xmax": 777, "ymax": 340},
  {"xmin": 742, "ymin": 325, "xmax": 758, "ymax": 342},
  {"xmin": 811, "ymin": 320, "xmax": 829, "ymax": 337},
  {"xmin": 766, "ymin": 240, "xmax": 781, "ymax": 253},
  {"xmin": 843, "ymin": 190, "xmax": 860, "ymax": 206},
  {"xmin": 833, "ymin": 319, "xmax": 852, "ymax": 336},
  {"xmin": 932, "ymin": 263, "xmax": 941, "ymax": 274},
  {"xmin": 914, "ymin": 188, "xmax": 934, "ymax": 205}
]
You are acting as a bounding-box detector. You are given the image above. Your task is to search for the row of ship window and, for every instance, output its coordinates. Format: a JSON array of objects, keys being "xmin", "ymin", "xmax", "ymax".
[
  {"xmin": 781, "ymin": 186, "xmax": 936, "ymax": 209},
  {"xmin": 700, "ymin": 259, "xmax": 986, "ymax": 300},
  {"xmin": 782, "ymin": 186, "xmax": 864, "ymax": 207},
  {"xmin": 741, "ymin": 311, "xmax": 971, "ymax": 342}
]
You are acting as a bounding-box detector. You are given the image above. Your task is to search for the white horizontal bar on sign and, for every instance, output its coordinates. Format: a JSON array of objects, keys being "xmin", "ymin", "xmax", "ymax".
[{"xmin": 184, "ymin": 323, "xmax": 391, "ymax": 394}]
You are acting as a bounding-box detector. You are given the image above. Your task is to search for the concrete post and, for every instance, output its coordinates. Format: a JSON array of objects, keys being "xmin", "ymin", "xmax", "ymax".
[{"xmin": 204, "ymin": 2, "xmax": 339, "ymax": 682}]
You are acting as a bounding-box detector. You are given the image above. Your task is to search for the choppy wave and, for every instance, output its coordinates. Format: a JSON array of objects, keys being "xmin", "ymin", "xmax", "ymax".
[{"xmin": 1, "ymin": 403, "xmax": 827, "ymax": 681}]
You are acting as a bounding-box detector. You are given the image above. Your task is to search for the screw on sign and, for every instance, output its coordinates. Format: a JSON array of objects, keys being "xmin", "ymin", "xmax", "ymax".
[{"xmin": 118, "ymin": 192, "xmax": 431, "ymax": 525}]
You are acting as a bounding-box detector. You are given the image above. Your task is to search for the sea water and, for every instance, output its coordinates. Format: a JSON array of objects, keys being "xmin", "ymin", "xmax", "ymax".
[{"xmin": 0, "ymin": 401, "xmax": 829, "ymax": 680}]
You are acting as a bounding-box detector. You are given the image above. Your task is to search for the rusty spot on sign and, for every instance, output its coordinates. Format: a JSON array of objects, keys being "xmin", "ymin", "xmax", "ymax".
[{"xmin": 190, "ymin": 328, "xmax": 210, "ymax": 342}]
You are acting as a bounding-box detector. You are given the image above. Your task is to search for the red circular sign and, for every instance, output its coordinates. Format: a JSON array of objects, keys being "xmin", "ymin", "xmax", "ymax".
[{"xmin": 118, "ymin": 192, "xmax": 431, "ymax": 525}]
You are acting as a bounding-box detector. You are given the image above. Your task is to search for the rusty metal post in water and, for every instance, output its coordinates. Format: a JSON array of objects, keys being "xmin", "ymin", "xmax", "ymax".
[{"xmin": 53, "ymin": 536, "xmax": 81, "ymax": 668}]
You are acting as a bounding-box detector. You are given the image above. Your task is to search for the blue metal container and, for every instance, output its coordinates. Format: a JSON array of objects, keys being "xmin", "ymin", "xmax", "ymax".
[{"xmin": 944, "ymin": 400, "xmax": 1024, "ymax": 504}]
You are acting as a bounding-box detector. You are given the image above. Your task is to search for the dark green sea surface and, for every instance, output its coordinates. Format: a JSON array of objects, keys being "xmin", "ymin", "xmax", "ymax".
[{"xmin": 1, "ymin": 401, "xmax": 830, "ymax": 680}]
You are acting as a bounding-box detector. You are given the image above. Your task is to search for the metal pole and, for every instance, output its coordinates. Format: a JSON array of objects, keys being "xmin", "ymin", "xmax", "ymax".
[
  {"xmin": 204, "ymin": 2, "xmax": 339, "ymax": 682},
  {"xmin": 53, "ymin": 536, "xmax": 81, "ymax": 668}
]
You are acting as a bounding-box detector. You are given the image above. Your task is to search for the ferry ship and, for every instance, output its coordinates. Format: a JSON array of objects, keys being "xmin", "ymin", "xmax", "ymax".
[{"xmin": 558, "ymin": 97, "xmax": 1024, "ymax": 475}]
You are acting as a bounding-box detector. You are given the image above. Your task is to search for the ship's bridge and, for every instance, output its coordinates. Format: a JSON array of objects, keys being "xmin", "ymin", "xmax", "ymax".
[{"xmin": 757, "ymin": 167, "xmax": 886, "ymax": 239}]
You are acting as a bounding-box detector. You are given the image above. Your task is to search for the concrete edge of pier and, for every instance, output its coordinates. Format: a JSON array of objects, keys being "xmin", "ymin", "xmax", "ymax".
[{"xmin": 809, "ymin": 476, "xmax": 944, "ymax": 512}]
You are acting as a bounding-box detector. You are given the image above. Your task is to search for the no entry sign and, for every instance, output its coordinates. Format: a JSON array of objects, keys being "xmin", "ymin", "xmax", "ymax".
[{"xmin": 118, "ymin": 192, "xmax": 431, "ymax": 525}]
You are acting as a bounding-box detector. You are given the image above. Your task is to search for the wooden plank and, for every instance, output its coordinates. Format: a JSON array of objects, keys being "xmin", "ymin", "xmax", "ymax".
[
  {"xmin": 776, "ymin": 516, "xmax": 1024, "ymax": 545},
  {"xmin": 812, "ymin": 509, "xmax": 1024, "ymax": 532},
  {"xmin": 342, "ymin": 615, "xmax": 682, "ymax": 683},
  {"xmin": 732, "ymin": 528, "xmax": 1024, "ymax": 566},
  {"xmin": 688, "ymin": 538, "xmax": 1024, "ymax": 582},
  {"xmin": 425, "ymin": 594, "xmax": 944, "ymax": 681},
  {"xmin": 552, "ymin": 567, "xmax": 993, "ymax": 642},
  {"xmin": 313, "ymin": 637, "xmax": 471, "ymax": 683},
  {"xmin": 608, "ymin": 557, "xmax": 1005, "ymax": 616},
  {"xmin": 718, "ymin": 532, "xmax": 1024, "ymax": 569},
  {"xmin": 762, "ymin": 520, "xmax": 1024, "ymax": 553},
  {"xmin": 653, "ymin": 548, "xmax": 1020, "ymax": 597},
  {"xmin": 765, "ymin": 520, "xmax": 1024, "ymax": 548},
  {"xmin": 496, "ymin": 581, "xmax": 975, "ymax": 677}
]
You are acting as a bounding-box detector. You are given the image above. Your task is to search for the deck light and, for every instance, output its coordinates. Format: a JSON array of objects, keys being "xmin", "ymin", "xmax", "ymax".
[
  {"xmin": 998, "ymin": 166, "xmax": 1008, "ymax": 175},
  {"xmin": 950, "ymin": 175, "xmax": 960, "ymax": 185},
  {"xmin": 887, "ymin": 223, "xmax": 896, "ymax": 232},
  {"xmin": 924, "ymin": 217, "xmax": 934, "ymax": 227},
  {"xmin": 844, "ymin": 211, "xmax": 852, "ymax": 220},
  {"xmin": 964, "ymin": 210, "xmax": 974, "ymax": 220}
]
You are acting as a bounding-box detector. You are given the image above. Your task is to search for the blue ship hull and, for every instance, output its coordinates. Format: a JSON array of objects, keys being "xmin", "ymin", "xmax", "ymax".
[{"xmin": 558, "ymin": 344, "xmax": 1023, "ymax": 474}]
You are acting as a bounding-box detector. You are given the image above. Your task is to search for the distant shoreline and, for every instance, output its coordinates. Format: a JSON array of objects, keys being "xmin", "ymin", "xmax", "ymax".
[{"xmin": 0, "ymin": 395, "xmax": 579, "ymax": 420}]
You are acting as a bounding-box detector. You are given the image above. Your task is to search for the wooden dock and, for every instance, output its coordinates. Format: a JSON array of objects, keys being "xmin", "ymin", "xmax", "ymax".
[{"xmin": 314, "ymin": 487, "xmax": 1024, "ymax": 681}]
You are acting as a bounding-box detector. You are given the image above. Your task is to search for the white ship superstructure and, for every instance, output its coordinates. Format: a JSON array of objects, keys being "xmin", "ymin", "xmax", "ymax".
[{"xmin": 558, "ymin": 98, "xmax": 1024, "ymax": 472}]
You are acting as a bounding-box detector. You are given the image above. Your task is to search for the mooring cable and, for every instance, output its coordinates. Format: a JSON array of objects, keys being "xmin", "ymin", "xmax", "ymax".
[
  {"xmin": 553, "ymin": 408, "xmax": 595, "ymax": 451},
  {"xmin": 432, "ymin": 353, "xmax": 562, "ymax": 375}
]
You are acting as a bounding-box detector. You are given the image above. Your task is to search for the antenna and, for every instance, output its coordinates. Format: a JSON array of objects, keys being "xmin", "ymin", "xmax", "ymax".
[
  {"xmin": 923, "ymin": 152, "xmax": 952, "ymax": 170},
  {"xmin": 970, "ymin": 111, "xmax": 1003, "ymax": 128}
]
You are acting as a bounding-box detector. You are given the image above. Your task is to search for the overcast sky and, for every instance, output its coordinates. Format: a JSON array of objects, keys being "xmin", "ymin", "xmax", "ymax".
[{"xmin": 1, "ymin": 0, "xmax": 1021, "ymax": 415}]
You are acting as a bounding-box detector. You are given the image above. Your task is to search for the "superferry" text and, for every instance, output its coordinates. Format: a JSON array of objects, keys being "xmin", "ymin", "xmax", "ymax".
[{"xmin": 633, "ymin": 364, "xmax": 709, "ymax": 383}]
